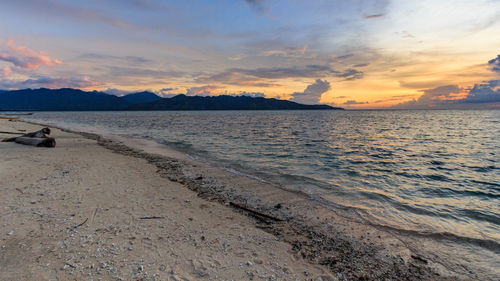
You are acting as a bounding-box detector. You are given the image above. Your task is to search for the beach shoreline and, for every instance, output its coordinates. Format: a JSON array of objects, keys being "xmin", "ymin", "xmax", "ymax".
[{"xmin": 0, "ymin": 118, "xmax": 485, "ymax": 280}]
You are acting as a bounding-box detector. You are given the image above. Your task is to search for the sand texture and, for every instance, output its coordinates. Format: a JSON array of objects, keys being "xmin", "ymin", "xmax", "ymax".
[{"xmin": 0, "ymin": 119, "xmax": 480, "ymax": 280}]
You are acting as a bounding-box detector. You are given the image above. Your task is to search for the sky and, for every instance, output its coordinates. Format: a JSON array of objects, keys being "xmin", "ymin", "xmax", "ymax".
[{"xmin": 0, "ymin": 0, "xmax": 499, "ymax": 109}]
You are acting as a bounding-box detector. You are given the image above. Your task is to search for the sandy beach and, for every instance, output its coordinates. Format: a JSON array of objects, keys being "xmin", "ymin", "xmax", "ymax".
[{"xmin": 0, "ymin": 119, "xmax": 479, "ymax": 280}]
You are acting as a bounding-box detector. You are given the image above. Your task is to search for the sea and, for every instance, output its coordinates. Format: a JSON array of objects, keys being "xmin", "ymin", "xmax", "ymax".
[{"xmin": 24, "ymin": 110, "xmax": 500, "ymax": 277}]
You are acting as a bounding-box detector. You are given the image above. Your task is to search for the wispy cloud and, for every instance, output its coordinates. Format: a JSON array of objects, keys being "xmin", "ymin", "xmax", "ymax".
[
  {"xmin": 244, "ymin": 0, "xmax": 270, "ymax": 14},
  {"xmin": 372, "ymin": 94, "xmax": 418, "ymax": 104},
  {"xmin": 365, "ymin": 14, "xmax": 384, "ymax": 19},
  {"xmin": 0, "ymin": 40, "xmax": 62, "ymax": 69},
  {"xmin": 399, "ymin": 80, "xmax": 452, "ymax": 89},
  {"xmin": 195, "ymin": 65, "xmax": 362, "ymax": 86},
  {"xmin": 104, "ymin": 66, "xmax": 185, "ymax": 79},
  {"xmin": 79, "ymin": 53, "xmax": 152, "ymax": 64},
  {"xmin": 344, "ymin": 100, "xmax": 368, "ymax": 105},
  {"xmin": 260, "ymin": 45, "xmax": 310, "ymax": 58},
  {"xmin": 159, "ymin": 87, "xmax": 176, "ymax": 92},
  {"xmin": 3, "ymin": 0, "xmax": 136, "ymax": 29},
  {"xmin": 0, "ymin": 76, "xmax": 100, "ymax": 90}
]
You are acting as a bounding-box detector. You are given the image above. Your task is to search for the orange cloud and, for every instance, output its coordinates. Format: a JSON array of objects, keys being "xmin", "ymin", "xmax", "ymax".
[{"xmin": 0, "ymin": 40, "xmax": 62, "ymax": 69}]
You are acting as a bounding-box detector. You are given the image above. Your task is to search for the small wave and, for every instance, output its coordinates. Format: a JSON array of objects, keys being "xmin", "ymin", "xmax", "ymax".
[
  {"xmin": 345, "ymin": 170, "xmax": 360, "ymax": 176},
  {"xmin": 373, "ymin": 168, "xmax": 393, "ymax": 173},
  {"xmin": 424, "ymin": 174, "xmax": 452, "ymax": 182},
  {"xmin": 417, "ymin": 186, "xmax": 500, "ymax": 199},
  {"xmin": 395, "ymin": 172, "xmax": 452, "ymax": 182},
  {"xmin": 185, "ymin": 153, "xmax": 199, "ymax": 161},
  {"xmin": 156, "ymin": 139, "xmax": 193, "ymax": 150},
  {"xmin": 371, "ymin": 223, "xmax": 500, "ymax": 253},
  {"xmin": 222, "ymin": 167, "xmax": 275, "ymax": 185},
  {"xmin": 456, "ymin": 208, "xmax": 500, "ymax": 225},
  {"xmin": 472, "ymin": 179, "xmax": 500, "ymax": 189},
  {"xmin": 309, "ymin": 195, "xmax": 353, "ymax": 211},
  {"xmin": 368, "ymin": 153, "xmax": 394, "ymax": 159},
  {"xmin": 471, "ymin": 165, "xmax": 499, "ymax": 172},
  {"xmin": 392, "ymin": 201, "xmax": 458, "ymax": 220},
  {"xmin": 429, "ymin": 166, "xmax": 458, "ymax": 171},
  {"xmin": 395, "ymin": 171, "xmax": 422, "ymax": 179}
]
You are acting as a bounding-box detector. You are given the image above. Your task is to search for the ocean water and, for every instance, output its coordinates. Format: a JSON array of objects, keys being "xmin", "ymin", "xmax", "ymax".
[{"xmin": 25, "ymin": 110, "xmax": 500, "ymax": 271}]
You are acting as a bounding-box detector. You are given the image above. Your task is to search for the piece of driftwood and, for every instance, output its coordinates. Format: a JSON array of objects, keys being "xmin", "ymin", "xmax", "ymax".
[
  {"xmin": 0, "ymin": 131, "xmax": 23, "ymax": 135},
  {"xmin": 139, "ymin": 216, "xmax": 165, "ymax": 220},
  {"xmin": 2, "ymin": 136, "xmax": 17, "ymax": 142},
  {"xmin": 23, "ymin": 127, "xmax": 51, "ymax": 138},
  {"xmin": 2, "ymin": 128, "xmax": 52, "ymax": 144},
  {"xmin": 229, "ymin": 202, "xmax": 283, "ymax": 222},
  {"xmin": 70, "ymin": 218, "xmax": 88, "ymax": 229},
  {"xmin": 14, "ymin": 137, "xmax": 56, "ymax": 147},
  {"xmin": 3, "ymin": 113, "xmax": 33, "ymax": 116}
]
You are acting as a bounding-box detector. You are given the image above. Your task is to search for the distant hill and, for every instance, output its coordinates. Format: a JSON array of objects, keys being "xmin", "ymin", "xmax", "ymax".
[
  {"xmin": 120, "ymin": 91, "xmax": 162, "ymax": 104},
  {"xmin": 0, "ymin": 88, "xmax": 130, "ymax": 111},
  {"xmin": 0, "ymin": 88, "xmax": 343, "ymax": 111},
  {"xmin": 130, "ymin": 94, "xmax": 341, "ymax": 110}
]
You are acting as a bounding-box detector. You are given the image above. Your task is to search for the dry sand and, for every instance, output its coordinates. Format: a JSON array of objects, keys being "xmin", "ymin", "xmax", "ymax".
[{"xmin": 0, "ymin": 119, "xmax": 480, "ymax": 280}]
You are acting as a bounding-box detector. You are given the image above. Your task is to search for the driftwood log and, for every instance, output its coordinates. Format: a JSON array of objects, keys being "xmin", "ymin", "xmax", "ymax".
[
  {"xmin": 23, "ymin": 127, "xmax": 51, "ymax": 138},
  {"xmin": 14, "ymin": 137, "xmax": 56, "ymax": 147},
  {"xmin": 2, "ymin": 128, "xmax": 55, "ymax": 147},
  {"xmin": 2, "ymin": 128, "xmax": 51, "ymax": 142},
  {"xmin": 3, "ymin": 113, "xmax": 33, "ymax": 116},
  {"xmin": 229, "ymin": 202, "xmax": 283, "ymax": 222},
  {"xmin": 0, "ymin": 131, "xmax": 24, "ymax": 135}
]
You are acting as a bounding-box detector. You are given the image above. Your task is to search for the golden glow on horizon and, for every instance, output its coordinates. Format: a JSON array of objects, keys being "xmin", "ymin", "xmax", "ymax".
[{"xmin": 63, "ymin": 50, "xmax": 499, "ymax": 109}]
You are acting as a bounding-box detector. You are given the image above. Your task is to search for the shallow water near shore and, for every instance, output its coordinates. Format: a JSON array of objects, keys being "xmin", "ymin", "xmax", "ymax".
[{"xmin": 24, "ymin": 110, "xmax": 500, "ymax": 277}]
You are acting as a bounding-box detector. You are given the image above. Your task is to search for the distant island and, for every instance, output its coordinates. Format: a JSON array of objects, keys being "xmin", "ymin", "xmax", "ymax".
[{"xmin": 0, "ymin": 88, "xmax": 343, "ymax": 111}]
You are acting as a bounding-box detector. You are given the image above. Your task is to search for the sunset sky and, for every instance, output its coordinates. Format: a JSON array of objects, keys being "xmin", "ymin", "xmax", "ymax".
[{"xmin": 1, "ymin": 0, "xmax": 499, "ymax": 108}]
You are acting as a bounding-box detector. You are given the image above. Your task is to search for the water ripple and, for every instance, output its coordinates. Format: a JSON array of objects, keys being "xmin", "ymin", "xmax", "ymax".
[{"xmin": 25, "ymin": 109, "xmax": 500, "ymax": 271}]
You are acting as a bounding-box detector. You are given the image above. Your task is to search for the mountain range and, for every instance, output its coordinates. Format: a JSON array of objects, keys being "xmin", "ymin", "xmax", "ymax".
[{"xmin": 0, "ymin": 88, "xmax": 343, "ymax": 111}]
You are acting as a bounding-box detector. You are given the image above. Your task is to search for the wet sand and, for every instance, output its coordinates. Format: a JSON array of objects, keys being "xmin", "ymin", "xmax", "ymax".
[{"xmin": 0, "ymin": 119, "xmax": 480, "ymax": 280}]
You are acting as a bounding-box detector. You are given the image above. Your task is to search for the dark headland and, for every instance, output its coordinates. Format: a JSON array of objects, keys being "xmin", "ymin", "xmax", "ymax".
[{"xmin": 0, "ymin": 88, "xmax": 343, "ymax": 111}]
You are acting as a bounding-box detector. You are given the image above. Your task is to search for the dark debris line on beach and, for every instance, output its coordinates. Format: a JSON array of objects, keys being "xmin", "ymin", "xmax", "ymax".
[{"xmin": 80, "ymin": 135, "xmax": 455, "ymax": 281}]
